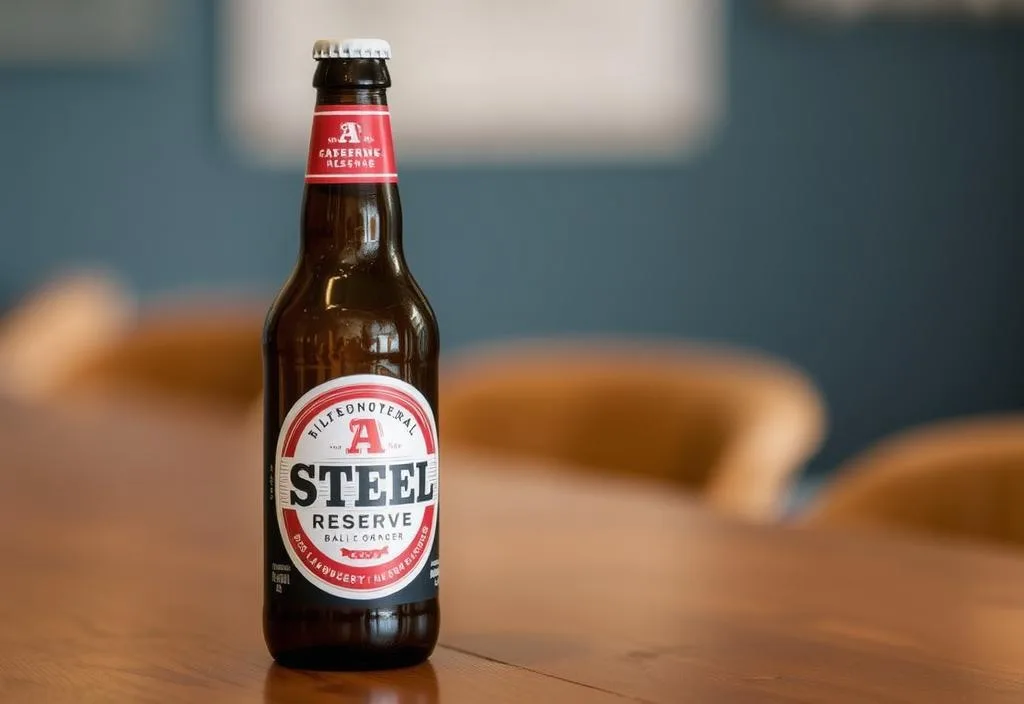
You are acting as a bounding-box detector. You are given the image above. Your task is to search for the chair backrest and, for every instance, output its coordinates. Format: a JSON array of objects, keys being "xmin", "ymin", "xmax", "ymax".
[
  {"xmin": 440, "ymin": 339, "xmax": 826, "ymax": 521},
  {"xmin": 803, "ymin": 415, "xmax": 1024, "ymax": 549},
  {"xmin": 0, "ymin": 272, "xmax": 135, "ymax": 401},
  {"xmin": 59, "ymin": 304, "xmax": 264, "ymax": 415}
]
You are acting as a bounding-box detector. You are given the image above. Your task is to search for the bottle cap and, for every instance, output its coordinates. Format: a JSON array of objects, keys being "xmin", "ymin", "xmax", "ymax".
[{"xmin": 312, "ymin": 38, "xmax": 391, "ymax": 60}]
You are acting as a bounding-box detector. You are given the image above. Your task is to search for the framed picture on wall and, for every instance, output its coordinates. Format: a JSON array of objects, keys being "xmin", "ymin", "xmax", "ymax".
[{"xmin": 220, "ymin": 0, "xmax": 725, "ymax": 166}]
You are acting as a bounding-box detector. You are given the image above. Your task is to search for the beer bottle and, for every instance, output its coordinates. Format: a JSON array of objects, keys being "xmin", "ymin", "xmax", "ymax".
[{"xmin": 262, "ymin": 38, "xmax": 440, "ymax": 670}]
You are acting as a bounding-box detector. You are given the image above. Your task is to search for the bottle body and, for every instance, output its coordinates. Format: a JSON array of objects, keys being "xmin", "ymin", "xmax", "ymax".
[{"xmin": 262, "ymin": 43, "xmax": 440, "ymax": 671}]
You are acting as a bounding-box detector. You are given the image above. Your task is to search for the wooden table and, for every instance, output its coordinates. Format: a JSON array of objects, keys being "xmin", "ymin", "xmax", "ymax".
[{"xmin": 2, "ymin": 400, "xmax": 1024, "ymax": 703}]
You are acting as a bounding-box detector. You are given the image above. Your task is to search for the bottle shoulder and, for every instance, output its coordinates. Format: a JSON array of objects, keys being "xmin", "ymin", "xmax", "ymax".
[{"xmin": 264, "ymin": 265, "xmax": 438, "ymax": 353}]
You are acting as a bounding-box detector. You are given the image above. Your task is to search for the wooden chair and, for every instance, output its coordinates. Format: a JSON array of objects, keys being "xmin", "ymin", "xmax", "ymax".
[
  {"xmin": 0, "ymin": 270, "xmax": 264, "ymax": 417},
  {"xmin": 803, "ymin": 415, "xmax": 1024, "ymax": 549},
  {"xmin": 0, "ymin": 272, "xmax": 135, "ymax": 401},
  {"xmin": 57, "ymin": 302, "xmax": 265, "ymax": 415},
  {"xmin": 440, "ymin": 339, "xmax": 826, "ymax": 521}
]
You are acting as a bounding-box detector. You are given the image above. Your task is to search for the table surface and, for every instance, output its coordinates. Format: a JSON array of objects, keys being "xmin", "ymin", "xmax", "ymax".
[{"xmin": 2, "ymin": 400, "xmax": 1024, "ymax": 703}]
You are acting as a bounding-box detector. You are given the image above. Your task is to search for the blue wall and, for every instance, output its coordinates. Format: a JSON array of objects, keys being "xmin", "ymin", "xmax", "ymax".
[{"xmin": 1, "ymin": 2, "xmax": 1022, "ymax": 477}]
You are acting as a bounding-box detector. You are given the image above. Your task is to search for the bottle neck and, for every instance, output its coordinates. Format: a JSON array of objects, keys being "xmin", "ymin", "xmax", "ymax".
[{"xmin": 301, "ymin": 59, "xmax": 401, "ymax": 270}]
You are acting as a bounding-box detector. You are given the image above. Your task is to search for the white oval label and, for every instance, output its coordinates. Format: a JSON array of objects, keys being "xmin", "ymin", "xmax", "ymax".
[{"xmin": 275, "ymin": 374, "xmax": 439, "ymax": 600}]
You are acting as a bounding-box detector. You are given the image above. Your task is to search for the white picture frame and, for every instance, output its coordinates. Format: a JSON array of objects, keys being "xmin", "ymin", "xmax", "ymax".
[{"xmin": 220, "ymin": 0, "xmax": 725, "ymax": 165}]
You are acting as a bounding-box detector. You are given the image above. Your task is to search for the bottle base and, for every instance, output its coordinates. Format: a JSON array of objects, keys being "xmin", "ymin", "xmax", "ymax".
[
  {"xmin": 264, "ymin": 597, "xmax": 439, "ymax": 671},
  {"xmin": 271, "ymin": 643, "xmax": 435, "ymax": 671}
]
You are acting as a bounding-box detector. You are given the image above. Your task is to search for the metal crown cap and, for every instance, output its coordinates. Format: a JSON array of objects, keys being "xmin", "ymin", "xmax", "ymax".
[{"xmin": 312, "ymin": 38, "xmax": 391, "ymax": 60}]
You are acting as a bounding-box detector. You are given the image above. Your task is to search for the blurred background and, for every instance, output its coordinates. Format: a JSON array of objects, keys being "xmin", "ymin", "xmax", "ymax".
[{"xmin": 1, "ymin": 0, "xmax": 1022, "ymax": 510}]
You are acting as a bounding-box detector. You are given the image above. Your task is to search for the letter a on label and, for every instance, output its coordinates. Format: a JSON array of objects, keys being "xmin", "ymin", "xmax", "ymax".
[{"xmin": 347, "ymin": 418, "xmax": 384, "ymax": 454}]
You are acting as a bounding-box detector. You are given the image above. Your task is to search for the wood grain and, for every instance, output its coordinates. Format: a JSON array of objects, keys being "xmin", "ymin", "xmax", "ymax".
[
  {"xmin": 440, "ymin": 457, "xmax": 1024, "ymax": 703},
  {"xmin": 1, "ymin": 399, "xmax": 1024, "ymax": 702}
]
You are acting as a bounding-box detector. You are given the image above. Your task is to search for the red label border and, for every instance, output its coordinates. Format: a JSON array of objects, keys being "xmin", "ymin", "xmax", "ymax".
[{"xmin": 276, "ymin": 378, "xmax": 438, "ymax": 597}]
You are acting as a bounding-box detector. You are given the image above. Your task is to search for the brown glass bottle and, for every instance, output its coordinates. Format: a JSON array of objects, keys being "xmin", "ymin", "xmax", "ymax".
[{"xmin": 262, "ymin": 39, "xmax": 440, "ymax": 671}]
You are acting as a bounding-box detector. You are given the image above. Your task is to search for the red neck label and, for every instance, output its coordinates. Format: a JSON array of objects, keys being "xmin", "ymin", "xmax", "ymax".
[{"xmin": 305, "ymin": 105, "xmax": 398, "ymax": 185}]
